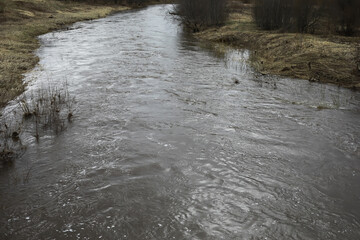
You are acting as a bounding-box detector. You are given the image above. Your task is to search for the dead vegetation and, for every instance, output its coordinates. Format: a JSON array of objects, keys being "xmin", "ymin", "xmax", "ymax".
[
  {"xmin": 1, "ymin": 81, "xmax": 75, "ymax": 166},
  {"xmin": 253, "ymin": 0, "xmax": 360, "ymax": 35},
  {"xmin": 173, "ymin": 0, "xmax": 228, "ymax": 32},
  {"xmin": 18, "ymin": 81, "xmax": 75, "ymax": 138},
  {"xmin": 196, "ymin": 1, "xmax": 360, "ymax": 89}
]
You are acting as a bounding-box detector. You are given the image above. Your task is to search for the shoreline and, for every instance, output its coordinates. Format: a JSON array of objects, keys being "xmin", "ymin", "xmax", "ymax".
[
  {"xmin": 195, "ymin": 9, "xmax": 360, "ymax": 90},
  {"xmin": 0, "ymin": 0, "xmax": 166, "ymax": 109}
]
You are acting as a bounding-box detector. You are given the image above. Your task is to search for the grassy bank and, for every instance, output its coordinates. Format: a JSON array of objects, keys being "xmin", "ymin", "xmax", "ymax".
[
  {"xmin": 196, "ymin": 5, "xmax": 360, "ymax": 89},
  {"xmin": 0, "ymin": 0, "xmax": 131, "ymax": 109}
]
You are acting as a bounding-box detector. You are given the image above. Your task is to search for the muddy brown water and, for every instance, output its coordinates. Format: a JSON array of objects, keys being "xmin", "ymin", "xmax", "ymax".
[{"xmin": 1, "ymin": 5, "xmax": 360, "ymax": 240}]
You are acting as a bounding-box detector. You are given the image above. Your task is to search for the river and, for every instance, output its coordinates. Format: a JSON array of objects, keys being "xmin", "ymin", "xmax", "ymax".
[{"xmin": 1, "ymin": 5, "xmax": 360, "ymax": 240}]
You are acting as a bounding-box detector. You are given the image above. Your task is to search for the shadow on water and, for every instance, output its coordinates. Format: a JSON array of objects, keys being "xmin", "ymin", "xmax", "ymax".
[{"xmin": 1, "ymin": 4, "xmax": 360, "ymax": 240}]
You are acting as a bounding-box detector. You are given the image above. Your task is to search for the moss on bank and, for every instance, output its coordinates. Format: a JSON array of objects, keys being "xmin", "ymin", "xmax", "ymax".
[
  {"xmin": 196, "ymin": 8, "xmax": 360, "ymax": 89},
  {"xmin": 0, "ymin": 0, "xmax": 131, "ymax": 108}
]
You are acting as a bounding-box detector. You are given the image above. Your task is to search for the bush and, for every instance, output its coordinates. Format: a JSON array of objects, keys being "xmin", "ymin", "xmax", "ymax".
[
  {"xmin": 65, "ymin": 0, "xmax": 151, "ymax": 5},
  {"xmin": 330, "ymin": 0, "xmax": 360, "ymax": 36},
  {"xmin": 292, "ymin": 0, "xmax": 322, "ymax": 33},
  {"xmin": 253, "ymin": 0, "xmax": 321, "ymax": 32},
  {"xmin": 126, "ymin": 0, "xmax": 151, "ymax": 5},
  {"xmin": 174, "ymin": 0, "xmax": 228, "ymax": 32},
  {"xmin": 253, "ymin": 0, "xmax": 290, "ymax": 30},
  {"xmin": 253, "ymin": 0, "xmax": 359, "ymax": 35}
]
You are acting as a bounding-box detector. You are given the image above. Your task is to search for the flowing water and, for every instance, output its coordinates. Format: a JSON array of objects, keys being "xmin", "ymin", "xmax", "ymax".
[{"xmin": 1, "ymin": 5, "xmax": 360, "ymax": 240}]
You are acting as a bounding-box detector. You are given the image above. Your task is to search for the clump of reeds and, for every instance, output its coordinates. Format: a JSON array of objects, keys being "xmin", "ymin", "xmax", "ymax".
[
  {"xmin": 1, "ymin": 81, "xmax": 75, "ymax": 166},
  {"xmin": 17, "ymin": 81, "xmax": 75, "ymax": 141}
]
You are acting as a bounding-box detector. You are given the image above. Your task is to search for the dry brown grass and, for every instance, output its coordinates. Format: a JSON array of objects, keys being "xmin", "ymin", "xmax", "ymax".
[
  {"xmin": 0, "ymin": 0, "xmax": 129, "ymax": 108},
  {"xmin": 196, "ymin": 4, "xmax": 360, "ymax": 89}
]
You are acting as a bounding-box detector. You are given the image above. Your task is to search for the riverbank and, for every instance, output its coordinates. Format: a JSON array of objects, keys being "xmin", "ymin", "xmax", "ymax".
[
  {"xmin": 0, "ymin": 0, "xmax": 132, "ymax": 109},
  {"xmin": 196, "ymin": 5, "xmax": 360, "ymax": 89}
]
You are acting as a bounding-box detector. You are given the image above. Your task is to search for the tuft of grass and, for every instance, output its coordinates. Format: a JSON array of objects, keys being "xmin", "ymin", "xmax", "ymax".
[
  {"xmin": 17, "ymin": 81, "xmax": 76, "ymax": 139},
  {"xmin": 1, "ymin": 81, "xmax": 75, "ymax": 165}
]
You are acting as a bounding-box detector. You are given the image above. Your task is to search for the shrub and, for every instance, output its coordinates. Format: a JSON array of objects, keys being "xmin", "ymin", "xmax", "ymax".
[
  {"xmin": 253, "ymin": 0, "xmax": 359, "ymax": 35},
  {"xmin": 253, "ymin": 0, "xmax": 292, "ymax": 30},
  {"xmin": 253, "ymin": 0, "xmax": 321, "ymax": 32},
  {"xmin": 126, "ymin": 0, "xmax": 151, "ymax": 5},
  {"xmin": 292, "ymin": 0, "xmax": 322, "ymax": 33},
  {"xmin": 329, "ymin": 0, "xmax": 360, "ymax": 36},
  {"xmin": 174, "ymin": 0, "xmax": 228, "ymax": 32}
]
